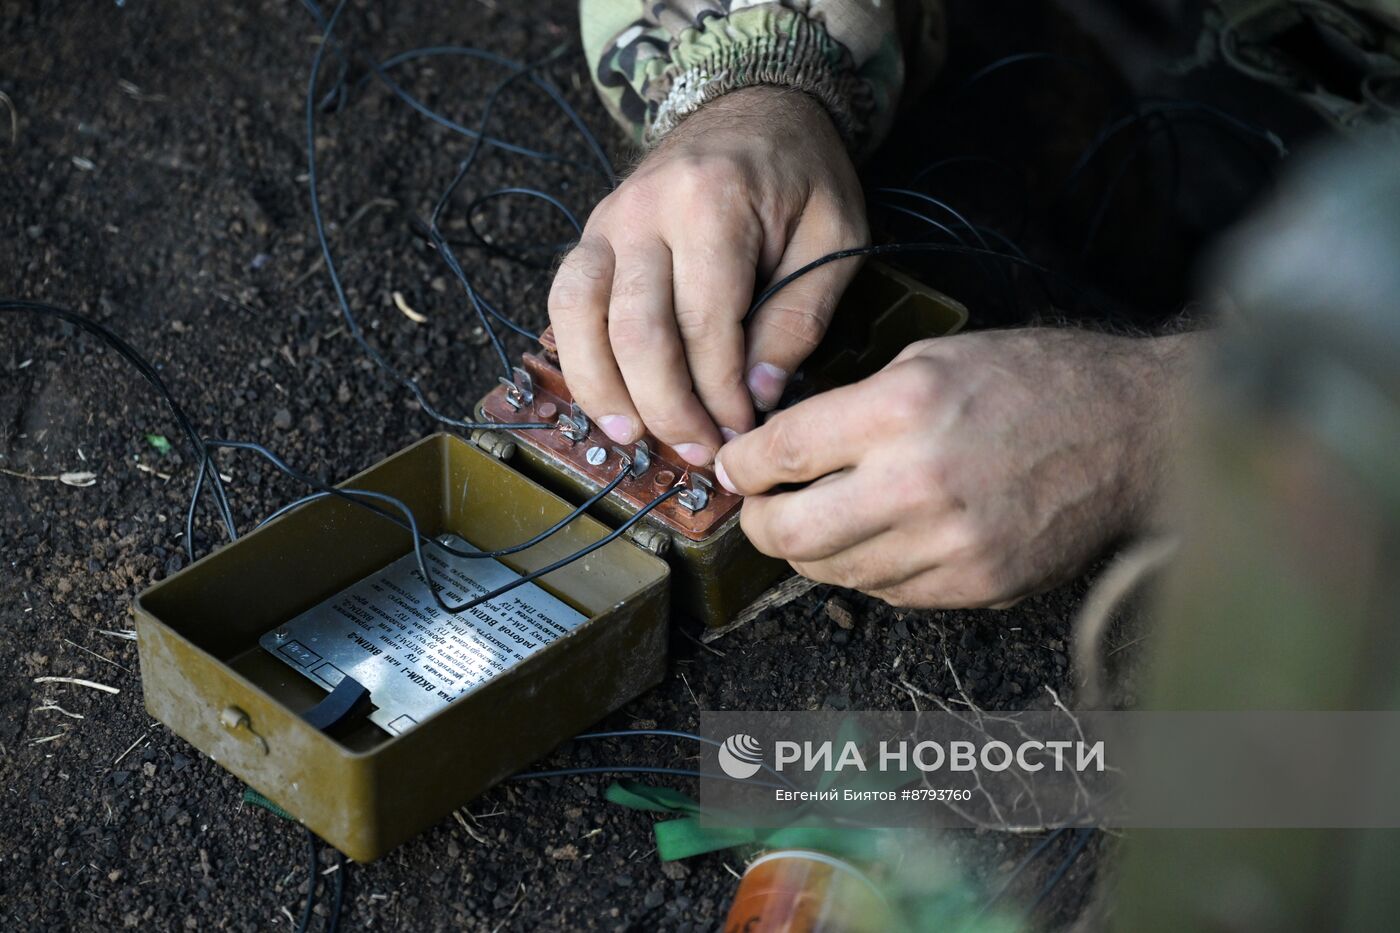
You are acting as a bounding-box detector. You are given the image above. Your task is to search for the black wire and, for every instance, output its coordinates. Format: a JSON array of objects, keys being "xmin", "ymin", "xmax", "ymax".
[
  {"xmin": 908, "ymin": 155, "xmax": 1030, "ymax": 230},
  {"xmin": 462, "ymin": 186, "xmax": 582, "ymax": 269},
  {"xmin": 1077, "ymin": 113, "xmax": 1163, "ymax": 261},
  {"xmin": 376, "ymin": 46, "xmax": 605, "ymax": 346},
  {"xmin": 977, "ymin": 827, "xmax": 1068, "ymax": 915},
  {"xmin": 366, "ymin": 45, "xmax": 615, "ymax": 183},
  {"xmin": 368, "ymin": 56, "xmax": 580, "ymax": 167},
  {"xmin": 424, "ymin": 50, "xmax": 573, "ymax": 379},
  {"xmin": 304, "ymin": 1, "xmax": 553, "ymax": 432},
  {"xmin": 973, "ymin": 226, "xmax": 1056, "ymax": 309},
  {"xmin": 952, "ymin": 52, "xmax": 1103, "ymax": 102},
  {"xmin": 327, "ymin": 850, "xmax": 346, "ymax": 933},
  {"xmin": 214, "ymin": 437, "xmax": 676, "ymax": 615},
  {"xmin": 574, "ymin": 729, "xmax": 799, "ymax": 790},
  {"xmin": 1029, "ymin": 828, "xmax": 1095, "ymax": 912},
  {"xmin": 744, "ymin": 242, "xmax": 1104, "ymax": 325},
  {"xmin": 297, "ymin": 0, "xmax": 351, "ymax": 112},
  {"xmin": 1, "ymin": 300, "xmax": 237, "ymax": 559},
  {"xmin": 873, "ymin": 201, "xmax": 965, "ymax": 245},
  {"xmin": 410, "ymin": 48, "xmax": 584, "ymax": 380},
  {"xmin": 474, "ymin": 293, "xmax": 540, "ymax": 341},
  {"xmin": 466, "ymin": 187, "xmax": 584, "ymax": 234},
  {"xmin": 3, "ymin": 299, "xmax": 637, "ymax": 625},
  {"xmin": 1059, "ymin": 100, "xmax": 1284, "ymax": 207},
  {"xmin": 295, "ymin": 826, "xmax": 319, "ymax": 933},
  {"xmin": 304, "ymin": 1, "xmax": 612, "ymax": 172},
  {"xmin": 874, "ymin": 188, "xmax": 1015, "ymax": 308},
  {"xmin": 251, "ymin": 462, "xmax": 629, "ymax": 565},
  {"xmin": 875, "ymin": 188, "xmax": 994, "ymax": 253},
  {"xmin": 458, "ymin": 486, "xmax": 682, "ymax": 614}
]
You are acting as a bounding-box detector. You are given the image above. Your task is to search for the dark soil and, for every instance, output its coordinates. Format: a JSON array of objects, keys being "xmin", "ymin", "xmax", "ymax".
[{"xmin": 1, "ymin": 0, "xmax": 1286, "ymax": 929}]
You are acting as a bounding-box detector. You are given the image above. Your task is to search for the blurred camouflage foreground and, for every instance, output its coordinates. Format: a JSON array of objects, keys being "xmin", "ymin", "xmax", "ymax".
[{"xmin": 1117, "ymin": 132, "xmax": 1400, "ymax": 930}]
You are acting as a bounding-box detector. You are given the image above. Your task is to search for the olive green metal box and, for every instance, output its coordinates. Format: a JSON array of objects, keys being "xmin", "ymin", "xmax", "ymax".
[{"xmin": 134, "ymin": 434, "xmax": 671, "ymax": 862}]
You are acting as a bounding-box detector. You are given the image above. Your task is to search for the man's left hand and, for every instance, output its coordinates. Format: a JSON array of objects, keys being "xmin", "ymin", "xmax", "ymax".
[{"xmin": 713, "ymin": 329, "xmax": 1195, "ymax": 609}]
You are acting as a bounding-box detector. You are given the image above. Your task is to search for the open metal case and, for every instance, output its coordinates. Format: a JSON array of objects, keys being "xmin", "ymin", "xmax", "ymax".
[
  {"xmin": 133, "ymin": 262, "xmax": 965, "ymax": 860},
  {"xmin": 135, "ymin": 435, "xmax": 670, "ymax": 861}
]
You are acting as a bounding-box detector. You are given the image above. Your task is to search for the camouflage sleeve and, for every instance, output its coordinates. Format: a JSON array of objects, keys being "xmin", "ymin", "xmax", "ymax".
[{"xmin": 580, "ymin": 0, "xmax": 946, "ymax": 158}]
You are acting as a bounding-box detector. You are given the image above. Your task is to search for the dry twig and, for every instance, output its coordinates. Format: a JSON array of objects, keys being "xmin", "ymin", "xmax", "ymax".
[
  {"xmin": 0, "ymin": 90, "xmax": 16, "ymax": 147},
  {"xmin": 34, "ymin": 676, "xmax": 119, "ymax": 694}
]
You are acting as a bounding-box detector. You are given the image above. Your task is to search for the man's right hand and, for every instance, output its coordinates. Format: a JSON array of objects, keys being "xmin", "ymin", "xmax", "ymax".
[{"xmin": 547, "ymin": 85, "xmax": 867, "ymax": 466}]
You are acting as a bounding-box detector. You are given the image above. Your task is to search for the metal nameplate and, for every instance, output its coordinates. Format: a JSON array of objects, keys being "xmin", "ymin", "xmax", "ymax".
[{"xmin": 259, "ymin": 534, "xmax": 587, "ymax": 736}]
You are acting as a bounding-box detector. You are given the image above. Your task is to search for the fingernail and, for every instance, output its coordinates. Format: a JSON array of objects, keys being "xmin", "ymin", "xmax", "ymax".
[
  {"xmin": 598, "ymin": 415, "xmax": 634, "ymax": 443},
  {"xmin": 715, "ymin": 458, "xmax": 737, "ymax": 494},
  {"xmin": 747, "ymin": 362, "xmax": 789, "ymax": 411},
  {"xmin": 720, "ymin": 427, "xmax": 739, "ymax": 443},
  {"xmin": 674, "ymin": 443, "xmax": 713, "ymax": 466}
]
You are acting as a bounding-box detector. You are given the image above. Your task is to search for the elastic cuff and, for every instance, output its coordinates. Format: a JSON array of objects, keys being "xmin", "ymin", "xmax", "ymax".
[{"xmin": 646, "ymin": 14, "xmax": 871, "ymax": 153}]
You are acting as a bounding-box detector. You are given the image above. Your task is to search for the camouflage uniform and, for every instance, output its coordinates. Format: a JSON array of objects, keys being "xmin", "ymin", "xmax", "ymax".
[
  {"xmin": 1197, "ymin": 0, "xmax": 1400, "ymax": 132},
  {"xmin": 580, "ymin": 0, "xmax": 946, "ymax": 157},
  {"xmin": 581, "ymin": 0, "xmax": 1400, "ymax": 158}
]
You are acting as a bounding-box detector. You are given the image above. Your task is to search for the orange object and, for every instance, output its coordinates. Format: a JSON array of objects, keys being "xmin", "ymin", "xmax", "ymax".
[{"xmin": 723, "ymin": 850, "xmax": 890, "ymax": 933}]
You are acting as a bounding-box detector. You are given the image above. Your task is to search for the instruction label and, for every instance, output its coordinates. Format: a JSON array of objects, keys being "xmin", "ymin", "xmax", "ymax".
[{"xmin": 259, "ymin": 534, "xmax": 587, "ymax": 735}]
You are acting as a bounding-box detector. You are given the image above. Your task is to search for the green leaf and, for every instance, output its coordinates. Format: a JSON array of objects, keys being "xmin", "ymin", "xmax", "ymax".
[{"xmin": 146, "ymin": 434, "xmax": 172, "ymax": 455}]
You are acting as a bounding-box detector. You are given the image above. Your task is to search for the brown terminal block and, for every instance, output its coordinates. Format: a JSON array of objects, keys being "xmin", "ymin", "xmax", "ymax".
[{"xmin": 475, "ymin": 263, "xmax": 967, "ymax": 636}]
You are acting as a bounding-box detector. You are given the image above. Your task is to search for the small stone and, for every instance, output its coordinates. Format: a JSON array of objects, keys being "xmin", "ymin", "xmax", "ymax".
[
  {"xmin": 643, "ymin": 888, "xmax": 665, "ymax": 909},
  {"xmin": 825, "ymin": 598, "xmax": 854, "ymax": 630},
  {"xmin": 272, "ymin": 408, "xmax": 293, "ymax": 430}
]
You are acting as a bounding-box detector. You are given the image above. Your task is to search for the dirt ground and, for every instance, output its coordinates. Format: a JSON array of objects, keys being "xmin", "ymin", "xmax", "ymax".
[{"xmin": 1, "ymin": 0, "xmax": 1298, "ymax": 929}]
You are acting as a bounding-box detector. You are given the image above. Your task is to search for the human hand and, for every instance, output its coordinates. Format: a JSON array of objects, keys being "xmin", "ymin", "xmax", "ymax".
[
  {"xmin": 713, "ymin": 329, "xmax": 1197, "ymax": 608},
  {"xmin": 547, "ymin": 86, "xmax": 867, "ymax": 466}
]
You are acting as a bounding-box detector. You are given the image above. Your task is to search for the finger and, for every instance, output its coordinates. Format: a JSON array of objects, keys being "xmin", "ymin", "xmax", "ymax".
[
  {"xmin": 886, "ymin": 337, "xmax": 943, "ymax": 370},
  {"xmin": 548, "ymin": 234, "xmax": 640, "ymax": 443},
  {"xmin": 866, "ymin": 565, "xmax": 1017, "ymax": 611},
  {"xmin": 608, "ymin": 237, "xmax": 723, "ymax": 463},
  {"xmin": 790, "ymin": 529, "xmax": 928, "ymax": 594},
  {"xmin": 864, "ymin": 568, "xmax": 946, "ymax": 609},
  {"xmin": 714, "ymin": 373, "xmax": 888, "ymax": 495},
  {"xmin": 744, "ymin": 197, "xmax": 866, "ymax": 410},
  {"xmin": 739, "ymin": 471, "xmax": 889, "ymax": 563},
  {"xmin": 671, "ymin": 213, "xmax": 760, "ymax": 440}
]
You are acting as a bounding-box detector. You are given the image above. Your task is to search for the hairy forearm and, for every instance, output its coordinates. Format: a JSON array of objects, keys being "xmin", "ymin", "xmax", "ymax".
[{"xmin": 1129, "ymin": 330, "xmax": 1211, "ymax": 531}]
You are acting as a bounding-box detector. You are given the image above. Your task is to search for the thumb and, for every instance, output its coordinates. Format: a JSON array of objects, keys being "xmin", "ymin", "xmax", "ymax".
[{"xmin": 744, "ymin": 210, "xmax": 865, "ymax": 411}]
